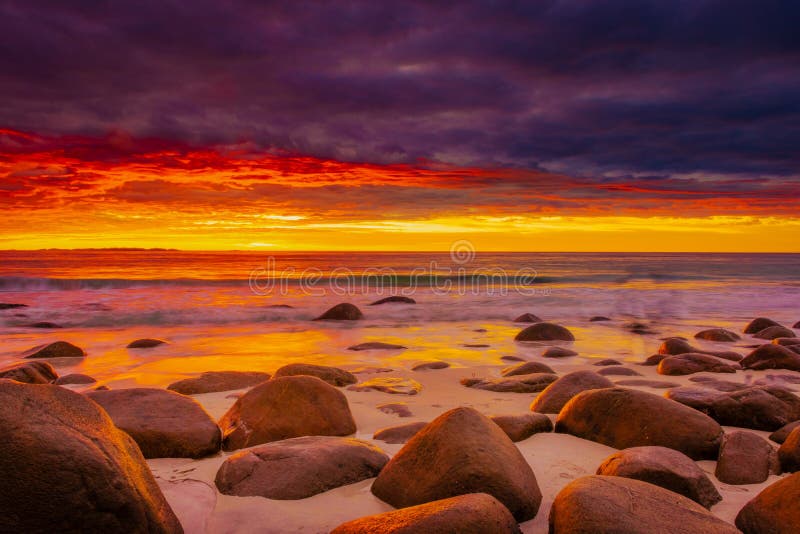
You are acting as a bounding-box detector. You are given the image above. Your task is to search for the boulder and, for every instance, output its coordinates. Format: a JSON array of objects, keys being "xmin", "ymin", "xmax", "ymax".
[
  {"xmin": 641, "ymin": 353, "xmax": 668, "ymax": 366},
  {"xmin": 215, "ymin": 436, "xmax": 388, "ymax": 499},
  {"xmin": 0, "ymin": 381, "xmax": 182, "ymax": 533},
  {"xmin": 502, "ymin": 361, "xmax": 555, "ymax": 376},
  {"xmin": 665, "ymin": 385, "xmax": 800, "ymax": 431},
  {"xmin": 331, "ymin": 493, "xmax": 521, "ymax": 534},
  {"xmin": 412, "ymin": 361, "xmax": 450, "ymax": 371},
  {"xmin": 736, "ymin": 471, "xmax": 800, "ymax": 534},
  {"xmin": 490, "ymin": 413, "xmax": 553, "ymax": 442},
  {"xmin": 657, "ymin": 353, "xmax": 740, "ymax": 375},
  {"xmin": 778, "ymin": 426, "xmax": 800, "ymax": 472},
  {"xmin": 542, "ymin": 346, "xmax": 578, "ymax": 358},
  {"xmin": 126, "ymin": 338, "xmax": 167, "ymax": 348},
  {"xmin": 658, "ymin": 337, "xmax": 741, "ymax": 361},
  {"xmin": 28, "ymin": 321, "xmax": 62, "ymax": 328},
  {"xmin": 348, "ymin": 377, "xmax": 422, "ymax": 395},
  {"xmin": 0, "ymin": 360, "xmax": 57, "ymax": 383},
  {"xmin": 371, "ymin": 407, "xmax": 542, "ymax": 522},
  {"xmin": 54, "ymin": 373, "xmax": 96, "ymax": 385},
  {"xmin": 86, "ymin": 388, "xmax": 221, "ymax": 459},
  {"xmin": 370, "ymin": 296, "xmax": 416, "ymax": 305},
  {"xmin": 0, "ymin": 303, "xmax": 27, "ymax": 309},
  {"xmin": 741, "ymin": 343, "xmax": 800, "ymax": 371},
  {"xmin": 373, "ymin": 421, "xmax": 429, "ymax": 444},
  {"xmin": 377, "ymin": 402, "xmax": 413, "ymax": 417},
  {"xmin": 167, "ymin": 371, "xmax": 271, "ymax": 394},
  {"xmin": 218, "ymin": 375, "xmax": 356, "ymax": 450},
  {"xmin": 313, "ymin": 303, "xmax": 364, "ymax": 320},
  {"xmin": 514, "ymin": 312, "xmax": 542, "ymax": 322},
  {"xmin": 274, "ymin": 363, "xmax": 357, "ymax": 386},
  {"xmin": 348, "ymin": 342, "xmax": 407, "ymax": 351},
  {"xmin": 770, "ymin": 421, "xmax": 800, "ymax": 444},
  {"xmin": 744, "ymin": 317, "xmax": 782, "ymax": 334},
  {"xmin": 594, "ymin": 358, "xmax": 621, "ymax": 366},
  {"xmin": 694, "ymin": 328, "xmax": 741, "ymax": 342},
  {"xmin": 462, "ymin": 373, "xmax": 557, "ymax": 393},
  {"xmin": 589, "ymin": 316, "xmax": 611, "ymax": 322},
  {"xmin": 717, "ymin": 431, "xmax": 780, "ymax": 484},
  {"xmin": 796, "ymin": 320, "xmax": 800, "ymax": 329},
  {"xmin": 773, "ymin": 337, "xmax": 800, "ymax": 346},
  {"xmin": 550, "ymin": 475, "xmax": 739, "ymax": 534},
  {"xmin": 556, "ymin": 387, "xmax": 723, "ymax": 460},
  {"xmin": 615, "ymin": 379, "xmax": 680, "ymax": 389},
  {"xmin": 688, "ymin": 376, "xmax": 748, "ymax": 392},
  {"xmin": 754, "ymin": 325, "xmax": 796, "ymax": 340},
  {"xmin": 21, "ymin": 340, "xmax": 85, "ymax": 359},
  {"xmin": 596, "ymin": 446, "xmax": 721, "ymax": 508},
  {"xmin": 597, "ymin": 366, "xmax": 641, "ymax": 376},
  {"xmin": 530, "ymin": 371, "xmax": 614, "ymax": 414},
  {"xmin": 515, "ymin": 322, "xmax": 574, "ymax": 341}
]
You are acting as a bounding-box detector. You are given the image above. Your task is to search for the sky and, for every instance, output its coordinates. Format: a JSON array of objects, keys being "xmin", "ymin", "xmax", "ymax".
[{"xmin": 1, "ymin": 0, "xmax": 798, "ymax": 251}]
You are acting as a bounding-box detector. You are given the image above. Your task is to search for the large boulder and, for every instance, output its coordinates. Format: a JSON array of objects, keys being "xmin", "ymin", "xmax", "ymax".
[
  {"xmin": 167, "ymin": 371, "xmax": 271, "ymax": 394},
  {"xmin": 126, "ymin": 338, "xmax": 167, "ymax": 349},
  {"xmin": 86, "ymin": 388, "xmax": 221, "ymax": 459},
  {"xmin": 274, "ymin": 363, "xmax": 356, "ymax": 386},
  {"xmin": 770, "ymin": 421, "xmax": 800, "ymax": 444},
  {"xmin": 550, "ymin": 475, "xmax": 739, "ymax": 534},
  {"xmin": 741, "ymin": 343, "xmax": 800, "ymax": 371},
  {"xmin": 348, "ymin": 377, "xmax": 422, "ymax": 395},
  {"xmin": 736, "ymin": 471, "xmax": 800, "ymax": 533},
  {"xmin": 596, "ymin": 446, "xmax": 721, "ymax": 508},
  {"xmin": 501, "ymin": 361, "xmax": 555, "ymax": 376},
  {"xmin": 0, "ymin": 380, "xmax": 182, "ymax": 533},
  {"xmin": 371, "ymin": 407, "xmax": 542, "ymax": 522},
  {"xmin": 514, "ymin": 322, "xmax": 575, "ymax": 341},
  {"xmin": 331, "ymin": 493, "xmax": 521, "ymax": 534},
  {"xmin": 0, "ymin": 360, "xmax": 57, "ymax": 383},
  {"xmin": 373, "ymin": 421, "xmax": 429, "ymax": 444},
  {"xmin": 21, "ymin": 340, "xmax": 85, "ymax": 359},
  {"xmin": 556, "ymin": 387, "xmax": 723, "ymax": 460},
  {"xmin": 694, "ymin": 328, "xmax": 740, "ymax": 342},
  {"xmin": 55, "ymin": 373, "xmax": 96, "ymax": 385},
  {"xmin": 491, "ymin": 413, "xmax": 553, "ymax": 442},
  {"xmin": 657, "ymin": 353, "xmax": 740, "ymax": 375},
  {"xmin": 658, "ymin": 337, "xmax": 741, "ymax": 361},
  {"xmin": 716, "ymin": 431, "xmax": 780, "ymax": 484},
  {"xmin": 313, "ymin": 303, "xmax": 364, "ymax": 320},
  {"xmin": 530, "ymin": 371, "xmax": 614, "ymax": 414},
  {"xmin": 744, "ymin": 317, "xmax": 782, "ymax": 334},
  {"xmin": 754, "ymin": 325, "xmax": 796, "ymax": 340},
  {"xmin": 218, "ymin": 375, "xmax": 356, "ymax": 450},
  {"xmin": 461, "ymin": 373, "xmax": 557, "ymax": 393},
  {"xmin": 778, "ymin": 426, "xmax": 800, "ymax": 472},
  {"xmin": 215, "ymin": 436, "xmax": 388, "ymax": 499},
  {"xmin": 665, "ymin": 385, "xmax": 800, "ymax": 431}
]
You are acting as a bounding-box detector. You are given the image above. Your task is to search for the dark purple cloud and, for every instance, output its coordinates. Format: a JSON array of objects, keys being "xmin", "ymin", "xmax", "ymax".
[{"xmin": 0, "ymin": 0, "xmax": 798, "ymax": 179}]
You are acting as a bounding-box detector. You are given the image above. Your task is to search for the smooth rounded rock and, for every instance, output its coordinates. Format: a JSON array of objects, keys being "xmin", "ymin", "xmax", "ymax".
[
  {"xmin": 21, "ymin": 340, "xmax": 85, "ymax": 359},
  {"xmin": 54, "ymin": 373, "xmax": 96, "ymax": 385},
  {"xmin": 658, "ymin": 337, "xmax": 741, "ymax": 361},
  {"xmin": 754, "ymin": 325, "xmax": 796, "ymax": 340},
  {"xmin": 373, "ymin": 421, "xmax": 429, "ymax": 444},
  {"xmin": 542, "ymin": 346, "xmax": 578, "ymax": 358},
  {"xmin": 514, "ymin": 322, "xmax": 574, "ymax": 342},
  {"xmin": 741, "ymin": 343, "xmax": 800, "ymax": 371},
  {"xmin": 370, "ymin": 296, "xmax": 416, "ymax": 305},
  {"xmin": 717, "ymin": 431, "xmax": 780, "ymax": 484},
  {"xmin": 695, "ymin": 328, "xmax": 741, "ymax": 342},
  {"xmin": 530, "ymin": 371, "xmax": 614, "ymax": 414},
  {"xmin": 348, "ymin": 342, "xmax": 407, "ymax": 351},
  {"xmin": 502, "ymin": 361, "xmax": 555, "ymax": 376},
  {"xmin": 657, "ymin": 353, "xmax": 740, "ymax": 375},
  {"xmin": 514, "ymin": 312, "xmax": 542, "ymax": 323},
  {"xmin": 313, "ymin": 303, "xmax": 364, "ymax": 320},
  {"xmin": 778, "ymin": 426, "xmax": 800, "ymax": 472},
  {"xmin": 596, "ymin": 366, "xmax": 641, "ymax": 376},
  {"xmin": 167, "ymin": 371, "xmax": 271, "ymax": 394},
  {"xmin": 412, "ymin": 361, "xmax": 450, "ymax": 371},
  {"xmin": 744, "ymin": 317, "xmax": 782, "ymax": 334},
  {"xmin": 770, "ymin": 421, "xmax": 800, "ymax": 444},
  {"xmin": 463, "ymin": 373, "xmax": 557, "ymax": 393},
  {"xmin": 736, "ymin": 471, "xmax": 800, "ymax": 533},
  {"xmin": 126, "ymin": 338, "xmax": 168, "ymax": 348},
  {"xmin": 491, "ymin": 413, "xmax": 553, "ymax": 442},
  {"xmin": 274, "ymin": 363, "xmax": 357, "ymax": 386},
  {"xmin": 0, "ymin": 360, "xmax": 58, "ymax": 383}
]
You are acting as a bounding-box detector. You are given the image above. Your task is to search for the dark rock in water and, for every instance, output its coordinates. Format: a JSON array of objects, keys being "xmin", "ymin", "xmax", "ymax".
[
  {"xmin": 779, "ymin": 426, "xmax": 800, "ymax": 472},
  {"xmin": 501, "ymin": 361, "xmax": 555, "ymax": 376},
  {"xmin": 369, "ymin": 295, "xmax": 416, "ymax": 305},
  {"xmin": 21, "ymin": 340, "xmax": 85, "ymax": 359},
  {"xmin": 695, "ymin": 328, "xmax": 741, "ymax": 342},
  {"xmin": 463, "ymin": 343, "xmax": 490, "ymax": 348},
  {"xmin": 347, "ymin": 341, "xmax": 407, "ymax": 351},
  {"xmin": 87, "ymin": 388, "xmax": 221, "ymax": 459},
  {"xmin": 615, "ymin": 379, "xmax": 680, "ymax": 389},
  {"xmin": 514, "ymin": 312, "xmax": 542, "ymax": 323},
  {"xmin": 28, "ymin": 321, "xmax": 63, "ymax": 329},
  {"xmin": 0, "ymin": 303, "xmax": 27, "ymax": 310},
  {"xmin": 371, "ymin": 407, "xmax": 542, "ymax": 522},
  {"xmin": 736, "ymin": 471, "xmax": 800, "ymax": 533},
  {"xmin": 215, "ymin": 436, "xmax": 388, "ymax": 500},
  {"xmin": 54, "ymin": 373, "xmax": 96, "ymax": 385},
  {"xmin": 754, "ymin": 325, "xmax": 796, "ymax": 340},
  {"xmin": 265, "ymin": 304, "xmax": 294, "ymax": 309},
  {"xmin": 741, "ymin": 343, "xmax": 800, "ymax": 371},
  {"xmin": 313, "ymin": 302, "xmax": 364, "ymax": 320},
  {"xmin": 773, "ymin": 337, "xmax": 800, "ymax": 346},
  {"xmin": 0, "ymin": 361, "xmax": 58, "ymax": 384},
  {"xmin": 589, "ymin": 316, "xmax": 611, "ymax": 322},
  {"xmin": 556, "ymin": 387, "xmax": 723, "ymax": 460},
  {"xmin": 461, "ymin": 373, "xmax": 557, "ymax": 393},
  {"xmin": 274, "ymin": 363, "xmax": 357, "ymax": 386},
  {"xmin": 349, "ymin": 377, "xmax": 422, "ymax": 395},
  {"xmin": 687, "ymin": 377, "xmax": 748, "ymax": 392},
  {"xmin": 473, "ymin": 328, "xmax": 488, "ymax": 332},
  {"xmin": 593, "ymin": 358, "xmax": 621, "ymax": 366},
  {"xmin": 331, "ymin": 493, "xmax": 521, "ymax": 534},
  {"xmin": 530, "ymin": 371, "xmax": 614, "ymax": 414},
  {"xmin": 657, "ymin": 353, "xmax": 740, "ymax": 375},
  {"xmin": 167, "ymin": 371, "xmax": 271, "ymax": 394},
  {"xmin": 597, "ymin": 366, "xmax": 641, "ymax": 377},
  {"xmin": 658, "ymin": 337, "xmax": 742, "ymax": 361},
  {"xmin": 373, "ymin": 421, "xmax": 428, "ymax": 444},
  {"xmin": 377, "ymin": 402, "xmax": 413, "ymax": 418},
  {"xmin": 550, "ymin": 476, "xmax": 739, "ymax": 534},
  {"xmin": 717, "ymin": 431, "xmax": 780, "ymax": 485},
  {"xmin": 624, "ymin": 321, "xmax": 658, "ymax": 335},
  {"xmin": 490, "ymin": 413, "xmax": 553, "ymax": 442},
  {"xmin": 0, "ymin": 381, "xmax": 182, "ymax": 533},
  {"xmin": 500, "ymin": 355, "xmax": 525, "ymax": 362},
  {"xmin": 744, "ymin": 317, "xmax": 782, "ymax": 334},
  {"xmin": 770, "ymin": 421, "xmax": 800, "ymax": 444},
  {"xmin": 412, "ymin": 361, "xmax": 450, "ymax": 371},
  {"xmin": 542, "ymin": 346, "xmax": 578, "ymax": 358},
  {"xmin": 641, "ymin": 353, "xmax": 668, "ymax": 366},
  {"xmin": 126, "ymin": 338, "xmax": 167, "ymax": 348},
  {"xmin": 218, "ymin": 375, "xmax": 356, "ymax": 450},
  {"xmin": 795, "ymin": 320, "xmax": 800, "ymax": 329},
  {"xmin": 596, "ymin": 446, "xmax": 721, "ymax": 508},
  {"xmin": 665, "ymin": 385, "xmax": 800, "ymax": 431},
  {"xmin": 514, "ymin": 322, "xmax": 574, "ymax": 341}
]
